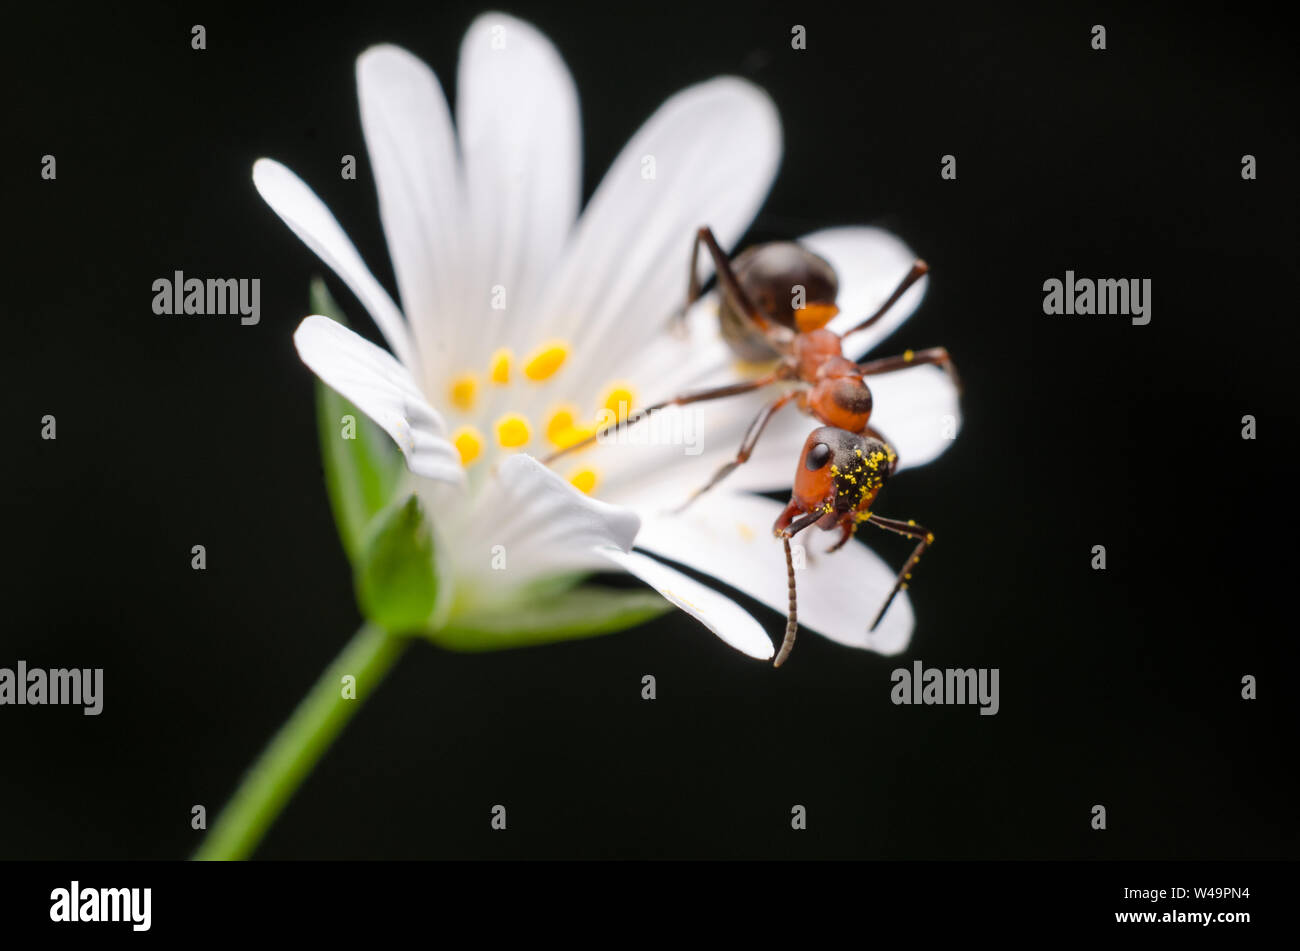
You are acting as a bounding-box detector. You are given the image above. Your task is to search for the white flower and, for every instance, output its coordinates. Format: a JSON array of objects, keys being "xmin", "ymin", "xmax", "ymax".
[{"xmin": 254, "ymin": 13, "xmax": 959, "ymax": 661}]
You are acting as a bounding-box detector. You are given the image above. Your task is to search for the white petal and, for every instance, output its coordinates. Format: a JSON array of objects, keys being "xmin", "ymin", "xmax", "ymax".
[
  {"xmin": 456, "ymin": 14, "xmax": 581, "ymax": 369},
  {"xmin": 634, "ymin": 492, "xmax": 915, "ymax": 656},
  {"xmin": 802, "ymin": 227, "xmax": 929, "ymax": 361},
  {"xmin": 356, "ymin": 45, "xmax": 464, "ymax": 380},
  {"xmin": 591, "ymin": 393, "xmax": 800, "ymax": 508},
  {"xmin": 293, "ymin": 315, "xmax": 463, "ymax": 484},
  {"xmin": 607, "ymin": 295, "xmax": 739, "ymax": 404},
  {"xmin": 601, "ymin": 549, "xmax": 774, "ymax": 661},
  {"xmin": 865, "ymin": 364, "xmax": 962, "ymax": 471},
  {"xmin": 252, "ymin": 159, "xmax": 417, "ymax": 370},
  {"xmin": 536, "ymin": 77, "xmax": 782, "ymax": 401},
  {"xmin": 450, "ymin": 454, "xmax": 640, "ymax": 594}
]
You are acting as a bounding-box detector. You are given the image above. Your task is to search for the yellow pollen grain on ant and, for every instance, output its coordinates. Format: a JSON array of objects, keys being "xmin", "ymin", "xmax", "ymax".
[
  {"xmin": 448, "ymin": 373, "xmax": 478, "ymax": 411},
  {"xmin": 545, "ymin": 405, "xmax": 579, "ymax": 444},
  {"xmin": 489, "ymin": 349, "xmax": 512, "ymax": 384},
  {"xmin": 908, "ymin": 519, "xmax": 916, "ymax": 526},
  {"xmin": 904, "ymin": 349, "xmax": 915, "ymax": 362},
  {"xmin": 855, "ymin": 510, "xmax": 873, "ymax": 523},
  {"xmin": 523, "ymin": 341, "xmax": 569, "ymax": 382},
  {"xmin": 494, "ymin": 413, "xmax": 531, "ymax": 448},
  {"xmin": 452, "ymin": 426, "xmax": 484, "ymax": 466},
  {"xmin": 926, "ymin": 533, "xmax": 935, "ymax": 544},
  {"xmin": 568, "ymin": 468, "xmax": 599, "ymax": 495},
  {"xmin": 600, "ymin": 382, "xmax": 636, "ymax": 423}
]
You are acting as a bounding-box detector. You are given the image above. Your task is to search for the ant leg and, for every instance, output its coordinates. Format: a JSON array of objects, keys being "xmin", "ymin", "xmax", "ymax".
[
  {"xmin": 864, "ymin": 515, "xmax": 934, "ymax": 632},
  {"xmin": 670, "ymin": 391, "xmax": 797, "ymax": 513},
  {"xmin": 857, "ymin": 346, "xmax": 963, "ymax": 393},
  {"xmin": 682, "ymin": 228, "xmax": 707, "ymax": 310},
  {"xmin": 678, "ymin": 226, "xmax": 784, "ymax": 339},
  {"xmin": 671, "ymin": 229, "xmax": 708, "ymax": 336},
  {"xmin": 540, "ymin": 373, "xmax": 783, "ymax": 466},
  {"xmin": 842, "ymin": 261, "xmax": 929, "ymax": 339},
  {"xmin": 772, "ymin": 506, "xmax": 824, "ymax": 668},
  {"xmin": 826, "ymin": 518, "xmax": 856, "ymax": 554}
]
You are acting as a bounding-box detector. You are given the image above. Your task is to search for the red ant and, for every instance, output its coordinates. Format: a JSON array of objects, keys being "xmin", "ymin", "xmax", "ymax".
[{"xmin": 544, "ymin": 226, "xmax": 959, "ymax": 666}]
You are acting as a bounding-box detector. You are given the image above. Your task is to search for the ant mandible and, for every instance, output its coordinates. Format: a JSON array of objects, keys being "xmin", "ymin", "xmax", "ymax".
[{"xmin": 543, "ymin": 226, "xmax": 960, "ymax": 664}]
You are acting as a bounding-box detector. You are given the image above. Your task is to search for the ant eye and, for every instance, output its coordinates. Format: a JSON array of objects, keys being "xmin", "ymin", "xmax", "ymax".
[{"xmin": 805, "ymin": 442, "xmax": 832, "ymax": 470}]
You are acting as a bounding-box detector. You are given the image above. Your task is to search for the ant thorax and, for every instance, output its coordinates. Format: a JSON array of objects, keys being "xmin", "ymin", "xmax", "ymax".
[{"xmin": 793, "ymin": 328, "xmax": 844, "ymax": 377}]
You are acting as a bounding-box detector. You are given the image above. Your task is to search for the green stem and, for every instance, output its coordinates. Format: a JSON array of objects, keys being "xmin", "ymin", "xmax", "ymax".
[{"xmin": 194, "ymin": 623, "xmax": 407, "ymax": 860}]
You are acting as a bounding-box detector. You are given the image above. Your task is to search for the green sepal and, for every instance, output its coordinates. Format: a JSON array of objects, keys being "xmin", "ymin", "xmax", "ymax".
[
  {"xmin": 309, "ymin": 278, "xmax": 405, "ymax": 564},
  {"xmin": 430, "ymin": 585, "xmax": 669, "ymax": 652},
  {"xmin": 355, "ymin": 493, "xmax": 440, "ymax": 634}
]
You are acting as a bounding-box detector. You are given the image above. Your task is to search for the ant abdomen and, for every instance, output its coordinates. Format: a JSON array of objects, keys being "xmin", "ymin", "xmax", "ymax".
[{"xmin": 718, "ymin": 242, "xmax": 839, "ymax": 362}]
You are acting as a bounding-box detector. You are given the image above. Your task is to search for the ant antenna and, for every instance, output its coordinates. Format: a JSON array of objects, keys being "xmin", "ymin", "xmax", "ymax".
[
  {"xmin": 771, "ymin": 509, "xmax": 825, "ymax": 668},
  {"xmin": 774, "ymin": 535, "xmax": 799, "ymax": 668}
]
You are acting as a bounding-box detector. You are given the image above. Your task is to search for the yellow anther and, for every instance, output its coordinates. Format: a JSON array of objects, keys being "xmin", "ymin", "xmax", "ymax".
[
  {"xmin": 448, "ymin": 374, "xmax": 478, "ymax": 411},
  {"xmin": 489, "ymin": 349, "xmax": 512, "ymax": 384},
  {"xmin": 545, "ymin": 405, "xmax": 579, "ymax": 444},
  {"xmin": 601, "ymin": 382, "xmax": 636, "ymax": 423},
  {"xmin": 495, "ymin": 413, "xmax": 531, "ymax": 448},
  {"xmin": 568, "ymin": 468, "xmax": 599, "ymax": 495},
  {"xmin": 550, "ymin": 422, "xmax": 598, "ymax": 453},
  {"xmin": 452, "ymin": 426, "xmax": 484, "ymax": 466},
  {"xmin": 524, "ymin": 341, "xmax": 569, "ymax": 381}
]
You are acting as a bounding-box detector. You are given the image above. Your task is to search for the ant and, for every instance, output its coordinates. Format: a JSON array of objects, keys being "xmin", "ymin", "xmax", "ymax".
[{"xmin": 543, "ymin": 226, "xmax": 959, "ymax": 665}]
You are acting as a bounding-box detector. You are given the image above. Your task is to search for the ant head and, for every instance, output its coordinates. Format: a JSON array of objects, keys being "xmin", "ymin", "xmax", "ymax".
[
  {"xmin": 793, "ymin": 426, "xmax": 895, "ymax": 518},
  {"xmin": 733, "ymin": 242, "xmax": 839, "ymax": 333}
]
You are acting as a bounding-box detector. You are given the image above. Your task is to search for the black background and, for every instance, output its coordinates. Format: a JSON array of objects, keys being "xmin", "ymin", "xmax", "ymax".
[{"xmin": 4, "ymin": 0, "xmax": 1296, "ymax": 861}]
